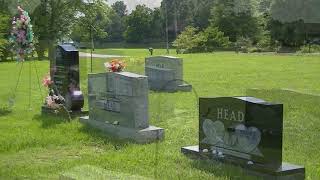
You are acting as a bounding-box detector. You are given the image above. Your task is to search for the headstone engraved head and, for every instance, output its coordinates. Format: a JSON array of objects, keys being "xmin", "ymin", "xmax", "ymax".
[
  {"xmin": 49, "ymin": 44, "xmax": 84, "ymax": 111},
  {"xmin": 182, "ymin": 96, "xmax": 305, "ymax": 178},
  {"xmin": 145, "ymin": 56, "xmax": 192, "ymax": 92},
  {"xmin": 81, "ymin": 71, "xmax": 164, "ymax": 143},
  {"xmin": 199, "ymin": 97, "xmax": 283, "ymax": 169}
]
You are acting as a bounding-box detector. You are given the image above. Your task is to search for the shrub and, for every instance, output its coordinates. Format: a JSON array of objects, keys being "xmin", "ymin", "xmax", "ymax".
[
  {"xmin": 173, "ymin": 26, "xmax": 230, "ymax": 53},
  {"xmin": 298, "ymin": 44, "xmax": 320, "ymax": 53},
  {"xmin": 234, "ymin": 37, "xmax": 252, "ymax": 53},
  {"xmin": 200, "ymin": 26, "xmax": 230, "ymax": 52},
  {"xmin": 173, "ymin": 26, "xmax": 203, "ymax": 53},
  {"xmin": 0, "ymin": 13, "xmax": 11, "ymax": 61}
]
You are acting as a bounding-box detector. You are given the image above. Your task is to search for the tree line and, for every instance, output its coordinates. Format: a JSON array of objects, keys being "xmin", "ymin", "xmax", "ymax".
[{"xmin": 0, "ymin": 0, "xmax": 320, "ymax": 60}]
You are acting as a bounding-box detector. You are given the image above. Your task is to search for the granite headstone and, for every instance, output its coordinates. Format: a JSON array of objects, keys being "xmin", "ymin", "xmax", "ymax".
[
  {"xmin": 181, "ymin": 97, "xmax": 305, "ymax": 179},
  {"xmin": 51, "ymin": 44, "xmax": 84, "ymax": 111},
  {"xmin": 145, "ymin": 56, "xmax": 192, "ymax": 92},
  {"xmin": 80, "ymin": 72, "xmax": 164, "ymax": 143}
]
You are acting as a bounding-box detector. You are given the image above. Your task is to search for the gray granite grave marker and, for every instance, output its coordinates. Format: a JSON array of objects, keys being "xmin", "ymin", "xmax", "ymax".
[
  {"xmin": 145, "ymin": 56, "xmax": 192, "ymax": 92},
  {"xmin": 81, "ymin": 72, "xmax": 164, "ymax": 143}
]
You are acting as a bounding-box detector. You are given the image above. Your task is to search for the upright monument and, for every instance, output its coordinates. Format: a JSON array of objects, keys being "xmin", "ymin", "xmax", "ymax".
[
  {"xmin": 182, "ymin": 97, "xmax": 305, "ymax": 179},
  {"xmin": 145, "ymin": 56, "xmax": 192, "ymax": 92},
  {"xmin": 80, "ymin": 72, "xmax": 164, "ymax": 143}
]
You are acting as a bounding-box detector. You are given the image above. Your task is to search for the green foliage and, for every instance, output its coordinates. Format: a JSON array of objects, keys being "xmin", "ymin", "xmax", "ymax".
[
  {"xmin": 234, "ymin": 37, "xmax": 252, "ymax": 53},
  {"xmin": 299, "ymin": 45, "xmax": 320, "ymax": 53},
  {"xmin": 200, "ymin": 26, "xmax": 230, "ymax": 51},
  {"xmin": 172, "ymin": 26, "xmax": 202, "ymax": 53},
  {"xmin": 105, "ymin": 2, "xmax": 127, "ymax": 42},
  {"xmin": 210, "ymin": 0, "xmax": 261, "ymax": 42},
  {"xmin": 0, "ymin": 11, "xmax": 11, "ymax": 60},
  {"xmin": 31, "ymin": 0, "xmax": 81, "ymax": 59},
  {"xmin": 124, "ymin": 5, "xmax": 153, "ymax": 43},
  {"xmin": 71, "ymin": 0, "xmax": 110, "ymax": 43},
  {"xmin": 173, "ymin": 26, "xmax": 230, "ymax": 53}
]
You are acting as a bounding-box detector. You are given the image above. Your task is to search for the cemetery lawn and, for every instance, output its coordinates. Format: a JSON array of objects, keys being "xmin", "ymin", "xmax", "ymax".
[{"xmin": 0, "ymin": 50, "xmax": 320, "ymax": 179}]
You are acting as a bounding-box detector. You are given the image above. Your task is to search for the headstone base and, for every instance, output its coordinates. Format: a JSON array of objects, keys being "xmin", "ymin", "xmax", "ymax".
[
  {"xmin": 41, "ymin": 105, "xmax": 88, "ymax": 117},
  {"xmin": 80, "ymin": 116, "xmax": 164, "ymax": 143},
  {"xmin": 177, "ymin": 84, "xmax": 192, "ymax": 92},
  {"xmin": 181, "ymin": 146, "xmax": 305, "ymax": 180}
]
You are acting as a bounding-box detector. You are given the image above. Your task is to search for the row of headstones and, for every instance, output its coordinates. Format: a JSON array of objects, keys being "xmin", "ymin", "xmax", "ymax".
[{"xmin": 49, "ymin": 44, "xmax": 305, "ymax": 179}]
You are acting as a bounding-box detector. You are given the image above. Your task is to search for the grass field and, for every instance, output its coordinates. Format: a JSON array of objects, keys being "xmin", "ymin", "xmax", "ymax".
[{"xmin": 0, "ymin": 49, "xmax": 320, "ymax": 179}]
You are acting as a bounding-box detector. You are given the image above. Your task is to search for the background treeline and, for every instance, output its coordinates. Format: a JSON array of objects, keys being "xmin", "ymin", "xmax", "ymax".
[{"xmin": 0, "ymin": 0, "xmax": 320, "ymax": 60}]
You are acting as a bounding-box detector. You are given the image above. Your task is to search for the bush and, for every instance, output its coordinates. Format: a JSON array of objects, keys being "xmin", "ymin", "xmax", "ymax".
[
  {"xmin": 173, "ymin": 26, "xmax": 230, "ymax": 53},
  {"xmin": 0, "ymin": 13, "xmax": 11, "ymax": 61},
  {"xmin": 298, "ymin": 45, "xmax": 320, "ymax": 53},
  {"xmin": 199, "ymin": 26, "xmax": 230, "ymax": 52},
  {"xmin": 172, "ymin": 26, "xmax": 203, "ymax": 53},
  {"xmin": 0, "ymin": 39, "xmax": 11, "ymax": 61},
  {"xmin": 234, "ymin": 37, "xmax": 252, "ymax": 53}
]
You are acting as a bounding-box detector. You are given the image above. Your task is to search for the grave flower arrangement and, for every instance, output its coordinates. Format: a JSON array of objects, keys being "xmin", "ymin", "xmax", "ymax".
[
  {"xmin": 42, "ymin": 74, "xmax": 65, "ymax": 111},
  {"xmin": 9, "ymin": 6, "xmax": 34, "ymax": 61},
  {"xmin": 104, "ymin": 59, "xmax": 126, "ymax": 72}
]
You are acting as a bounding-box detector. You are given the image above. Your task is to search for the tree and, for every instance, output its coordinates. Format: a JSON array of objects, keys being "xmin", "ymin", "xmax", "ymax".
[
  {"xmin": 105, "ymin": 1, "xmax": 127, "ymax": 42},
  {"xmin": 160, "ymin": 0, "xmax": 196, "ymax": 40},
  {"xmin": 124, "ymin": 5, "xmax": 153, "ymax": 43},
  {"xmin": 210, "ymin": 0, "xmax": 260, "ymax": 42},
  {"xmin": 31, "ymin": 0, "xmax": 81, "ymax": 60},
  {"xmin": 192, "ymin": 0, "xmax": 215, "ymax": 29},
  {"xmin": 269, "ymin": 0, "xmax": 320, "ymax": 47},
  {"xmin": 111, "ymin": 1, "xmax": 127, "ymax": 17},
  {"xmin": 0, "ymin": 0, "xmax": 11, "ymax": 60},
  {"xmin": 71, "ymin": 0, "xmax": 110, "ymax": 43}
]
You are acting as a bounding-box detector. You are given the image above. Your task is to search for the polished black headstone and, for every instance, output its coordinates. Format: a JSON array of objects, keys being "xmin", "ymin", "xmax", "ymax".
[
  {"xmin": 50, "ymin": 44, "xmax": 84, "ymax": 111},
  {"xmin": 199, "ymin": 97, "xmax": 283, "ymax": 170}
]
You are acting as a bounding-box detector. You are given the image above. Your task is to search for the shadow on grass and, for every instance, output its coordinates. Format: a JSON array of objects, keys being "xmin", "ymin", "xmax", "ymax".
[
  {"xmin": 79, "ymin": 124, "xmax": 136, "ymax": 151},
  {"xmin": 0, "ymin": 106, "xmax": 12, "ymax": 116},
  {"xmin": 246, "ymin": 88, "xmax": 320, "ymax": 116},
  {"xmin": 33, "ymin": 114, "xmax": 67, "ymax": 129}
]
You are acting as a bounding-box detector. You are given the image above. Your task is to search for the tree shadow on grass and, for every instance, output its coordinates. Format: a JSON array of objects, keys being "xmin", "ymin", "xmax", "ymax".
[
  {"xmin": 33, "ymin": 114, "xmax": 67, "ymax": 129},
  {"xmin": 0, "ymin": 106, "xmax": 12, "ymax": 116},
  {"xmin": 79, "ymin": 124, "xmax": 136, "ymax": 151},
  {"xmin": 246, "ymin": 88, "xmax": 320, "ymax": 117}
]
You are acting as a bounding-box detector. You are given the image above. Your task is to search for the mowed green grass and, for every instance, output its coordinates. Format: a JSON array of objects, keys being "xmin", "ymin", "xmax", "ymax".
[{"xmin": 0, "ymin": 50, "xmax": 320, "ymax": 179}]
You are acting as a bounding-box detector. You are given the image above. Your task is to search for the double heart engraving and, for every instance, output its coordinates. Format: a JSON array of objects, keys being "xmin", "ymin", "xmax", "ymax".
[{"xmin": 201, "ymin": 119, "xmax": 263, "ymax": 156}]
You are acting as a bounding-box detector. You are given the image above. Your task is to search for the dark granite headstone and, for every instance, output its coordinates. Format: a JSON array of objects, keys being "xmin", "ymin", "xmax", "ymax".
[
  {"xmin": 181, "ymin": 97, "xmax": 305, "ymax": 179},
  {"xmin": 199, "ymin": 97, "xmax": 283, "ymax": 170},
  {"xmin": 50, "ymin": 44, "xmax": 84, "ymax": 111}
]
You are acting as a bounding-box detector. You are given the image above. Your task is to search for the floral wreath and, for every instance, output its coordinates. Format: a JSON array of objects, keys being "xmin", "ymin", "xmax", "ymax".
[{"xmin": 9, "ymin": 6, "xmax": 34, "ymax": 61}]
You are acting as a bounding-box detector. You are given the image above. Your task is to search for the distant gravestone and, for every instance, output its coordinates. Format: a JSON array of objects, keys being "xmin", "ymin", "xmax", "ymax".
[
  {"xmin": 145, "ymin": 56, "xmax": 192, "ymax": 92},
  {"xmin": 182, "ymin": 97, "xmax": 305, "ymax": 179},
  {"xmin": 80, "ymin": 72, "xmax": 164, "ymax": 143}
]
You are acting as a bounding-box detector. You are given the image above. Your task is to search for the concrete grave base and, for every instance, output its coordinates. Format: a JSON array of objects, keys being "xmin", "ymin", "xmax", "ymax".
[
  {"xmin": 80, "ymin": 116, "xmax": 164, "ymax": 143},
  {"xmin": 177, "ymin": 84, "xmax": 192, "ymax": 92},
  {"xmin": 181, "ymin": 145, "xmax": 305, "ymax": 180}
]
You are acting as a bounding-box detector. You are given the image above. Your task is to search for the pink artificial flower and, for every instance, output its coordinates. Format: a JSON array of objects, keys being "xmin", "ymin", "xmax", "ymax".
[{"xmin": 42, "ymin": 75, "xmax": 53, "ymax": 87}]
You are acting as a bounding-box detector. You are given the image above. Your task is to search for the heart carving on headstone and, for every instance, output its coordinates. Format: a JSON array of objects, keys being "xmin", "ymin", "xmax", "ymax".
[
  {"xmin": 234, "ymin": 124, "xmax": 261, "ymax": 153},
  {"xmin": 201, "ymin": 119, "xmax": 225, "ymax": 145}
]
